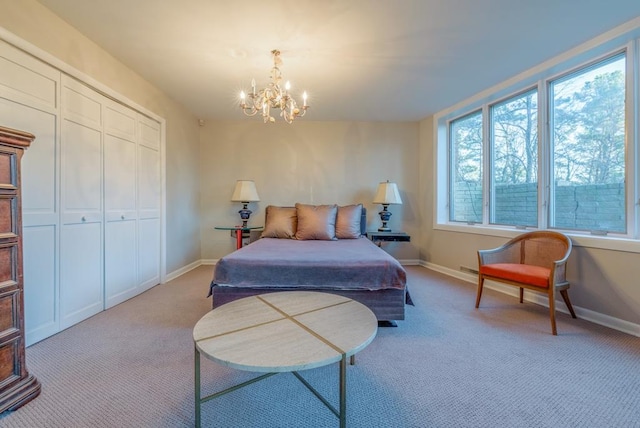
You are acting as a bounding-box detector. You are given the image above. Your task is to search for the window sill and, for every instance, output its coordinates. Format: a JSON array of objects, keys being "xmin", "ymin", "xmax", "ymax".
[{"xmin": 433, "ymin": 222, "xmax": 640, "ymax": 254}]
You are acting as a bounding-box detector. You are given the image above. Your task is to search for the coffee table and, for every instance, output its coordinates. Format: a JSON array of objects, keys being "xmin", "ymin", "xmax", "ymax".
[{"xmin": 193, "ymin": 291, "xmax": 378, "ymax": 427}]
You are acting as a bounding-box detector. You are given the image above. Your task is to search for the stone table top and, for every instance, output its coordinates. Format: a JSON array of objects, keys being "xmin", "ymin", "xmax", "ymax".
[{"xmin": 193, "ymin": 291, "xmax": 378, "ymax": 373}]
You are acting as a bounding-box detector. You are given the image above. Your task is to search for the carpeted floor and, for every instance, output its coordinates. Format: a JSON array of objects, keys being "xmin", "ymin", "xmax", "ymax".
[{"xmin": 1, "ymin": 265, "xmax": 639, "ymax": 427}]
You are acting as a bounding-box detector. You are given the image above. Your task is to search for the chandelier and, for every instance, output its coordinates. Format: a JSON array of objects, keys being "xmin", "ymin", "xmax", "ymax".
[{"xmin": 239, "ymin": 50, "xmax": 309, "ymax": 124}]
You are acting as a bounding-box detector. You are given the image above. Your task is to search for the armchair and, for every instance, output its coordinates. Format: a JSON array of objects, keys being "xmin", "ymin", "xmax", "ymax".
[{"xmin": 475, "ymin": 231, "xmax": 576, "ymax": 335}]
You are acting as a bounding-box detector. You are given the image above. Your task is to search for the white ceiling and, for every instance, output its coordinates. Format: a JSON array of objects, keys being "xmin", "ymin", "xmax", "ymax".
[{"xmin": 36, "ymin": 0, "xmax": 640, "ymax": 122}]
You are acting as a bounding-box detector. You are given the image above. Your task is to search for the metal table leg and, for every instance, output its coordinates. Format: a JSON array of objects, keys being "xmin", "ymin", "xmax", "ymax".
[
  {"xmin": 196, "ymin": 349, "xmax": 352, "ymax": 427},
  {"xmin": 195, "ymin": 345, "xmax": 201, "ymax": 428},
  {"xmin": 340, "ymin": 354, "xmax": 347, "ymax": 428},
  {"xmin": 235, "ymin": 229, "xmax": 243, "ymax": 250}
]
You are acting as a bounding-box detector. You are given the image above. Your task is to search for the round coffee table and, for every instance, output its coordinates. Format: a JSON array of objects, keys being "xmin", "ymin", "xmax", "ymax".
[{"xmin": 193, "ymin": 291, "xmax": 378, "ymax": 427}]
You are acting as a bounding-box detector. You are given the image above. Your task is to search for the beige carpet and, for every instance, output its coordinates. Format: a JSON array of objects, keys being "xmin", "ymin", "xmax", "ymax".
[{"xmin": 1, "ymin": 265, "xmax": 639, "ymax": 427}]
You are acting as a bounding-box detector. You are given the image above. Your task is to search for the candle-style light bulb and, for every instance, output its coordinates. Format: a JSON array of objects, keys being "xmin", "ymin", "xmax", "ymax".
[
  {"xmin": 240, "ymin": 91, "xmax": 246, "ymax": 101},
  {"xmin": 303, "ymin": 91, "xmax": 308, "ymax": 107},
  {"xmin": 251, "ymin": 78, "xmax": 256, "ymax": 95},
  {"xmin": 285, "ymin": 81, "xmax": 291, "ymax": 91}
]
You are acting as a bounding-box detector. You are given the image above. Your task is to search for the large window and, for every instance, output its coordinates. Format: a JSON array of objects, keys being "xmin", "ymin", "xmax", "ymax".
[
  {"xmin": 443, "ymin": 48, "xmax": 631, "ymax": 238},
  {"xmin": 550, "ymin": 55, "xmax": 626, "ymax": 233}
]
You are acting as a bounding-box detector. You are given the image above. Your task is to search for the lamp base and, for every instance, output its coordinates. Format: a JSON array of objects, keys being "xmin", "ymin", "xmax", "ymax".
[
  {"xmin": 378, "ymin": 205, "xmax": 392, "ymax": 232},
  {"xmin": 238, "ymin": 202, "xmax": 252, "ymax": 228}
]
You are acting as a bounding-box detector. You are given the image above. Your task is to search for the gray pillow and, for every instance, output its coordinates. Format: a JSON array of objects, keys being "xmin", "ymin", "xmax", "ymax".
[
  {"xmin": 336, "ymin": 204, "xmax": 363, "ymax": 239},
  {"xmin": 261, "ymin": 206, "xmax": 297, "ymax": 239},
  {"xmin": 294, "ymin": 203, "xmax": 338, "ymax": 240}
]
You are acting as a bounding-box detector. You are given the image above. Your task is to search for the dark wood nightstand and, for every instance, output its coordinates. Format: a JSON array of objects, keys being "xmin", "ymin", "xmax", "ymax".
[{"xmin": 366, "ymin": 231, "xmax": 411, "ymax": 247}]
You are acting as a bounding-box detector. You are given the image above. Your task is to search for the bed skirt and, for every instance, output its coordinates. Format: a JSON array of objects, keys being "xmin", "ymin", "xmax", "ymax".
[{"xmin": 210, "ymin": 284, "xmax": 408, "ymax": 322}]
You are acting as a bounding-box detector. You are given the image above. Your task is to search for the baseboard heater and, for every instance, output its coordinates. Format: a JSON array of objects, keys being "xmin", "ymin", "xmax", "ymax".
[{"xmin": 460, "ymin": 266, "xmax": 479, "ymax": 275}]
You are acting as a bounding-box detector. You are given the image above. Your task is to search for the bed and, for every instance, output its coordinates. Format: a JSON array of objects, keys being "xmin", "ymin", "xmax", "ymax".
[{"xmin": 209, "ymin": 203, "xmax": 410, "ymax": 322}]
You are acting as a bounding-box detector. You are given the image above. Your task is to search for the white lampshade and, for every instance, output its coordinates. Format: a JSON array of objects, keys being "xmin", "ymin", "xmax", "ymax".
[
  {"xmin": 373, "ymin": 181, "xmax": 402, "ymax": 205},
  {"xmin": 231, "ymin": 180, "xmax": 260, "ymax": 202}
]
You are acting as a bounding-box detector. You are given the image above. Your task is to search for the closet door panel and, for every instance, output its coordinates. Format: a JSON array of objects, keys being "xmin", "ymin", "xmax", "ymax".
[
  {"xmin": 138, "ymin": 144, "xmax": 160, "ymax": 219},
  {"xmin": 138, "ymin": 218, "xmax": 160, "ymax": 290},
  {"xmin": 23, "ymin": 226, "xmax": 57, "ymax": 345},
  {"xmin": 60, "ymin": 119, "xmax": 102, "ymax": 224},
  {"xmin": 59, "ymin": 223, "xmax": 102, "ymax": 329},
  {"xmin": 139, "ymin": 118, "xmax": 160, "ymax": 150},
  {"xmin": 61, "ymin": 77, "xmax": 101, "ymax": 131},
  {"xmin": 104, "ymin": 133, "xmax": 136, "ymax": 217},
  {"xmin": 0, "ymin": 98, "xmax": 57, "ymax": 225},
  {"xmin": 105, "ymin": 103, "xmax": 136, "ymax": 142},
  {"xmin": 0, "ymin": 40, "xmax": 58, "ymax": 113},
  {"xmin": 104, "ymin": 220, "xmax": 137, "ymax": 308}
]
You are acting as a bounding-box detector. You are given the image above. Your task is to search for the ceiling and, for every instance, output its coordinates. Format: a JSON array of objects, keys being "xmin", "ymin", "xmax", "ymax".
[{"xmin": 36, "ymin": 0, "xmax": 640, "ymax": 122}]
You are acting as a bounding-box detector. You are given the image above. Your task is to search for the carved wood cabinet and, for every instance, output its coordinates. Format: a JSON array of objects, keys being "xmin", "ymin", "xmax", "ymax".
[{"xmin": 0, "ymin": 126, "xmax": 40, "ymax": 413}]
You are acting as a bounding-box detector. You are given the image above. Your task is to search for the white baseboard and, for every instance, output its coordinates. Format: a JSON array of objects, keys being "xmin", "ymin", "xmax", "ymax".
[
  {"xmin": 399, "ymin": 259, "xmax": 421, "ymax": 266},
  {"xmin": 165, "ymin": 260, "xmax": 203, "ymax": 282},
  {"xmin": 420, "ymin": 261, "xmax": 640, "ymax": 337},
  {"xmin": 200, "ymin": 259, "xmax": 219, "ymax": 266}
]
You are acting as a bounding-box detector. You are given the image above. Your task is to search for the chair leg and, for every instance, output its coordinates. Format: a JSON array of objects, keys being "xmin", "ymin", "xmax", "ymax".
[
  {"xmin": 560, "ymin": 289, "xmax": 577, "ymax": 319},
  {"xmin": 475, "ymin": 276, "xmax": 484, "ymax": 308},
  {"xmin": 519, "ymin": 288, "xmax": 524, "ymax": 303},
  {"xmin": 549, "ymin": 289, "xmax": 557, "ymax": 335}
]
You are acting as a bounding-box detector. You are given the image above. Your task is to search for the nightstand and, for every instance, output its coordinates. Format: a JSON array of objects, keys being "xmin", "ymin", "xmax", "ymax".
[
  {"xmin": 366, "ymin": 231, "xmax": 411, "ymax": 247},
  {"xmin": 215, "ymin": 226, "xmax": 263, "ymax": 250}
]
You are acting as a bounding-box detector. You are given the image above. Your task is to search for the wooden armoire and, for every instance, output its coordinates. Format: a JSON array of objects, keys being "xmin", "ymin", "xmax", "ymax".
[{"xmin": 0, "ymin": 125, "xmax": 40, "ymax": 413}]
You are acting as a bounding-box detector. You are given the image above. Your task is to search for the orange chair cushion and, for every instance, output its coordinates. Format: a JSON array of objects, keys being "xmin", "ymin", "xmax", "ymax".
[{"xmin": 480, "ymin": 263, "xmax": 550, "ymax": 288}]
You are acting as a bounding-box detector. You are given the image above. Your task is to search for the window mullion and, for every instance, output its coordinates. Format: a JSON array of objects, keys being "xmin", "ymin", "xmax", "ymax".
[
  {"xmin": 629, "ymin": 39, "xmax": 639, "ymax": 239},
  {"xmin": 482, "ymin": 104, "xmax": 491, "ymax": 225},
  {"xmin": 539, "ymin": 79, "xmax": 550, "ymax": 230}
]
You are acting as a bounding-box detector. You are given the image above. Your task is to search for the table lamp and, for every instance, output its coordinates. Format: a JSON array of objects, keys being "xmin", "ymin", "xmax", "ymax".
[
  {"xmin": 231, "ymin": 180, "xmax": 260, "ymax": 227},
  {"xmin": 372, "ymin": 180, "xmax": 402, "ymax": 232}
]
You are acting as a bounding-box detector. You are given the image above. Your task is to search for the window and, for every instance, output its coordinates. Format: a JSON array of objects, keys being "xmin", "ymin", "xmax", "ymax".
[
  {"xmin": 490, "ymin": 89, "xmax": 538, "ymax": 227},
  {"xmin": 440, "ymin": 45, "xmax": 633, "ymax": 240},
  {"xmin": 550, "ymin": 55, "xmax": 626, "ymax": 233},
  {"xmin": 449, "ymin": 111, "xmax": 482, "ymax": 223}
]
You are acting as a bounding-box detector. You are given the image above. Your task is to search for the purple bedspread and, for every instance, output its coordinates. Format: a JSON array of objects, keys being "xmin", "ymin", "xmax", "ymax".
[{"xmin": 212, "ymin": 237, "xmax": 407, "ymax": 291}]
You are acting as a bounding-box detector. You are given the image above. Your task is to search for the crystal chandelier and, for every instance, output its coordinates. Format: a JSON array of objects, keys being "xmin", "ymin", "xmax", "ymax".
[{"xmin": 239, "ymin": 50, "xmax": 309, "ymax": 124}]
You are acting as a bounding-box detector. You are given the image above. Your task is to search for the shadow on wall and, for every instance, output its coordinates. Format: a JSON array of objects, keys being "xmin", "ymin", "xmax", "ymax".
[{"xmin": 571, "ymin": 246, "xmax": 640, "ymax": 325}]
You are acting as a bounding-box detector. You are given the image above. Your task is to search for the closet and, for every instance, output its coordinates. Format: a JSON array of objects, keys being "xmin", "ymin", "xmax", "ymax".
[{"xmin": 0, "ymin": 40, "xmax": 162, "ymax": 344}]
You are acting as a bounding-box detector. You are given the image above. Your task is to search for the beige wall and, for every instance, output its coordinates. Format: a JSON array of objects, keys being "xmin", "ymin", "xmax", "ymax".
[
  {"xmin": 0, "ymin": 0, "xmax": 202, "ymax": 274},
  {"xmin": 419, "ymin": 115, "xmax": 640, "ymax": 327},
  {"xmin": 200, "ymin": 120, "xmax": 420, "ymax": 261}
]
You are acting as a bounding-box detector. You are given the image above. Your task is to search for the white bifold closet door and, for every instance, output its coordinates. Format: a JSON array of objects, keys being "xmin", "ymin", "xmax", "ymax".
[
  {"xmin": 104, "ymin": 101, "xmax": 138, "ymax": 308},
  {"xmin": 59, "ymin": 76, "xmax": 104, "ymax": 329},
  {"xmin": 137, "ymin": 116, "xmax": 161, "ymax": 291},
  {"xmin": 0, "ymin": 40, "xmax": 60, "ymax": 344}
]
